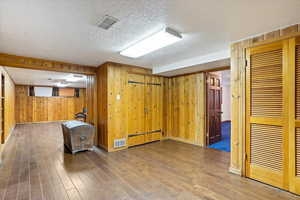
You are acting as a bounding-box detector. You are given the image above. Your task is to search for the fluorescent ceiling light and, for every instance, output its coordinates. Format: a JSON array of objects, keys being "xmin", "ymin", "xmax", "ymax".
[
  {"xmin": 120, "ymin": 27, "xmax": 182, "ymax": 58},
  {"xmin": 66, "ymin": 74, "xmax": 85, "ymax": 82},
  {"xmin": 57, "ymin": 82, "xmax": 69, "ymax": 87}
]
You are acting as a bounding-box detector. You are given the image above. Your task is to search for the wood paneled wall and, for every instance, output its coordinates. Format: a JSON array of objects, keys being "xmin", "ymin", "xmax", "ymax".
[
  {"xmin": 164, "ymin": 73, "xmax": 206, "ymax": 146},
  {"xmin": 15, "ymin": 85, "xmax": 86, "ymax": 123},
  {"xmin": 230, "ymin": 24, "xmax": 300, "ymax": 175},
  {"xmin": 97, "ymin": 62, "xmax": 208, "ymax": 151},
  {"xmin": 0, "ymin": 67, "xmax": 16, "ymax": 143},
  {"xmin": 97, "ymin": 62, "xmax": 154, "ymax": 152}
]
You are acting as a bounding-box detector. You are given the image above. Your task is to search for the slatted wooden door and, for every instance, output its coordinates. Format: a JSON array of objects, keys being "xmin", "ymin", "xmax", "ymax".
[
  {"xmin": 145, "ymin": 76, "xmax": 163, "ymax": 142},
  {"xmin": 246, "ymin": 40, "xmax": 289, "ymax": 190},
  {"xmin": 206, "ymin": 72, "xmax": 222, "ymax": 145},
  {"xmin": 1, "ymin": 74, "xmax": 4, "ymax": 144},
  {"xmin": 289, "ymin": 37, "xmax": 300, "ymax": 195},
  {"xmin": 127, "ymin": 73, "xmax": 146, "ymax": 146}
]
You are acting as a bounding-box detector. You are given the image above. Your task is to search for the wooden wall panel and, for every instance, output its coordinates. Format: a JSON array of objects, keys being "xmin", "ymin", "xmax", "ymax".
[
  {"xmin": 15, "ymin": 85, "xmax": 86, "ymax": 123},
  {"xmin": 107, "ymin": 64, "xmax": 129, "ymax": 151},
  {"xmin": 145, "ymin": 76, "xmax": 163, "ymax": 134},
  {"xmin": 230, "ymin": 41, "xmax": 250, "ymax": 175},
  {"xmin": 163, "ymin": 78, "xmax": 169, "ymax": 138},
  {"xmin": 164, "ymin": 73, "xmax": 206, "ymax": 146},
  {"xmin": 0, "ymin": 67, "xmax": 16, "ymax": 143},
  {"xmin": 95, "ymin": 63, "xmax": 207, "ymax": 152},
  {"xmin": 128, "ymin": 74, "xmax": 145, "ymax": 135}
]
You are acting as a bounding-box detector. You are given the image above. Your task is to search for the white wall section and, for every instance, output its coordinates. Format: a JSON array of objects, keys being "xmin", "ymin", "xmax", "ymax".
[{"xmin": 221, "ymin": 70, "xmax": 231, "ymax": 122}]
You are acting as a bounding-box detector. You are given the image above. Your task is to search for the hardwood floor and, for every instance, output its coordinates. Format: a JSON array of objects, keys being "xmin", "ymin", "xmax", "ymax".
[{"xmin": 0, "ymin": 122, "xmax": 299, "ymax": 200}]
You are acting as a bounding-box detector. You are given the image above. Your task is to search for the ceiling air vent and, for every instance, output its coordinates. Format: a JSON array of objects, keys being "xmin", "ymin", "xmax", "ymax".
[{"xmin": 97, "ymin": 15, "xmax": 119, "ymax": 30}]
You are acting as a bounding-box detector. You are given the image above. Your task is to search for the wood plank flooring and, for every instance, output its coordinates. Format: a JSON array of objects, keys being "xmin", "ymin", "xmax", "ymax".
[{"xmin": 0, "ymin": 122, "xmax": 299, "ymax": 200}]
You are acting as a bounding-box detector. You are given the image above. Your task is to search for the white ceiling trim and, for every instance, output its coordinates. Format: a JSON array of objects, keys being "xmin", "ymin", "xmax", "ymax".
[{"xmin": 152, "ymin": 49, "xmax": 230, "ymax": 74}]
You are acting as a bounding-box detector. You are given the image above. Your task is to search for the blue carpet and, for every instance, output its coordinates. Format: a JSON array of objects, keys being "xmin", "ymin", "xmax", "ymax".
[{"xmin": 208, "ymin": 121, "xmax": 231, "ymax": 152}]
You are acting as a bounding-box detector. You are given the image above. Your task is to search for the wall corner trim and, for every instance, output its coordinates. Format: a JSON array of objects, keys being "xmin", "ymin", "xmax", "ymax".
[{"xmin": 229, "ymin": 167, "xmax": 242, "ymax": 176}]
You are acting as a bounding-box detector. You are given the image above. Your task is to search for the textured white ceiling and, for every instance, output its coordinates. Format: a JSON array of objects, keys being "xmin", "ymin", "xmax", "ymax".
[
  {"xmin": 1, "ymin": 0, "xmax": 300, "ymax": 71},
  {"xmin": 4, "ymin": 67, "xmax": 86, "ymax": 88}
]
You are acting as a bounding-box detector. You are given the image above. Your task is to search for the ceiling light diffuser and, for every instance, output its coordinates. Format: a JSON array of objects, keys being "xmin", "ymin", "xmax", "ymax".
[
  {"xmin": 120, "ymin": 27, "xmax": 182, "ymax": 58},
  {"xmin": 57, "ymin": 82, "xmax": 69, "ymax": 87},
  {"xmin": 66, "ymin": 74, "xmax": 85, "ymax": 82}
]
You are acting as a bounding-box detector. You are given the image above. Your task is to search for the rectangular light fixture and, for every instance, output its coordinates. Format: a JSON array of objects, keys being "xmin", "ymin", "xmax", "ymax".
[
  {"xmin": 66, "ymin": 74, "xmax": 85, "ymax": 82},
  {"xmin": 57, "ymin": 82, "xmax": 69, "ymax": 87},
  {"xmin": 120, "ymin": 27, "xmax": 182, "ymax": 58}
]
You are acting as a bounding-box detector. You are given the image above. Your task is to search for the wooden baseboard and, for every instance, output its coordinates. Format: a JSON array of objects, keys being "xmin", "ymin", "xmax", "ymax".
[
  {"xmin": 96, "ymin": 143, "xmax": 129, "ymax": 153},
  {"xmin": 96, "ymin": 143, "xmax": 112, "ymax": 152},
  {"xmin": 109, "ymin": 146, "xmax": 128, "ymax": 152},
  {"xmin": 93, "ymin": 146, "xmax": 108, "ymax": 153},
  {"xmin": 100, "ymin": 136, "xmax": 202, "ymax": 153}
]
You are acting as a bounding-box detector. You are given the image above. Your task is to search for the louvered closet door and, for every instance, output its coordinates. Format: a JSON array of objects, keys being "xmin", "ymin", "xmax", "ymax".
[
  {"xmin": 127, "ymin": 74, "xmax": 146, "ymax": 142},
  {"xmin": 246, "ymin": 40, "xmax": 289, "ymax": 190},
  {"xmin": 145, "ymin": 76, "xmax": 163, "ymax": 142},
  {"xmin": 290, "ymin": 38, "xmax": 300, "ymax": 195}
]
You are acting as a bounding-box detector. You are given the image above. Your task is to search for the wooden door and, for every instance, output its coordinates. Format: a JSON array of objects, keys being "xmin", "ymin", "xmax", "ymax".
[
  {"xmin": 246, "ymin": 40, "xmax": 289, "ymax": 190},
  {"xmin": 206, "ymin": 73, "xmax": 222, "ymax": 145},
  {"xmin": 1, "ymin": 74, "xmax": 4, "ymax": 144},
  {"xmin": 289, "ymin": 37, "xmax": 300, "ymax": 195},
  {"xmin": 145, "ymin": 76, "xmax": 163, "ymax": 143},
  {"xmin": 127, "ymin": 74, "xmax": 146, "ymax": 146}
]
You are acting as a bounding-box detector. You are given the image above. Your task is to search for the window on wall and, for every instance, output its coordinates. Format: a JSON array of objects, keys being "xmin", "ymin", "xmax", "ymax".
[
  {"xmin": 58, "ymin": 88, "xmax": 75, "ymax": 97},
  {"xmin": 34, "ymin": 87, "xmax": 53, "ymax": 97},
  {"xmin": 28, "ymin": 86, "xmax": 80, "ymax": 97}
]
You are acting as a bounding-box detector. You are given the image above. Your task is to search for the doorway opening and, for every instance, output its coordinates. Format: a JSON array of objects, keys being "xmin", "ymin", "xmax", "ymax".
[
  {"xmin": 4, "ymin": 67, "xmax": 88, "ymax": 124},
  {"xmin": 206, "ymin": 69, "xmax": 231, "ymax": 152}
]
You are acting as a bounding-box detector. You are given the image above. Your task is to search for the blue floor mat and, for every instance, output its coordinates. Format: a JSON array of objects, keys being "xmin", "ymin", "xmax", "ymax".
[{"xmin": 208, "ymin": 121, "xmax": 231, "ymax": 152}]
